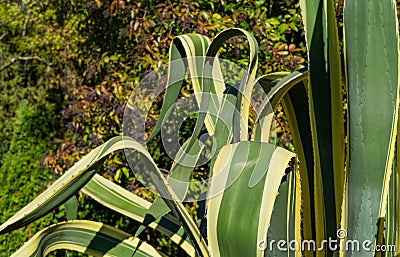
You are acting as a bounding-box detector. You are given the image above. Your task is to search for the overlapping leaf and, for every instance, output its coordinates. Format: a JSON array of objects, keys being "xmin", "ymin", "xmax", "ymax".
[
  {"xmin": 207, "ymin": 141, "xmax": 295, "ymax": 257},
  {"xmin": 300, "ymin": 1, "xmax": 345, "ymax": 256},
  {"xmin": 11, "ymin": 220, "xmax": 163, "ymax": 257},
  {"xmin": 82, "ymin": 174, "xmax": 195, "ymax": 257}
]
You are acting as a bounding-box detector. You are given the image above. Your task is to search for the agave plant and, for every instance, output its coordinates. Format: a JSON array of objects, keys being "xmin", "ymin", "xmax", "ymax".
[{"xmin": 1, "ymin": 0, "xmax": 400, "ymax": 256}]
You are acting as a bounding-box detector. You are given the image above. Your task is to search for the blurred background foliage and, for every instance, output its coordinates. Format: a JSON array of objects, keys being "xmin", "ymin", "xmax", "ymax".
[{"xmin": 0, "ymin": 0, "xmax": 357, "ymax": 255}]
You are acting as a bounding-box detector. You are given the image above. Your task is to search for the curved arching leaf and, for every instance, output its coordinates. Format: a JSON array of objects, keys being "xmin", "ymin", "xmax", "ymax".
[
  {"xmin": 251, "ymin": 69, "xmax": 308, "ymax": 142},
  {"xmin": 0, "ymin": 136, "xmax": 209, "ymax": 257},
  {"xmin": 147, "ymin": 33, "xmax": 211, "ymax": 142},
  {"xmin": 11, "ymin": 220, "xmax": 163, "ymax": 257},
  {"xmin": 205, "ymin": 28, "xmax": 259, "ymax": 142},
  {"xmin": 0, "ymin": 136, "xmax": 127, "ymax": 235}
]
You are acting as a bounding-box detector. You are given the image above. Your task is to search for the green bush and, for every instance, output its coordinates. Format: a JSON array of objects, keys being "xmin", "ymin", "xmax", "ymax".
[{"xmin": 0, "ymin": 100, "xmax": 61, "ymax": 255}]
